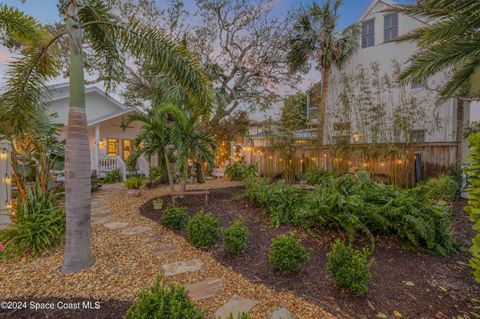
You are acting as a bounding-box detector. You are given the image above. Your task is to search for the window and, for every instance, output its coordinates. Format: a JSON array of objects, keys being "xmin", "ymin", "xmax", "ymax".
[
  {"xmin": 122, "ymin": 140, "xmax": 134, "ymax": 162},
  {"xmin": 411, "ymin": 129, "xmax": 426, "ymax": 142},
  {"xmin": 362, "ymin": 19, "xmax": 375, "ymax": 48},
  {"xmin": 384, "ymin": 13, "xmax": 398, "ymax": 42},
  {"xmin": 107, "ymin": 139, "xmax": 119, "ymax": 157},
  {"xmin": 411, "ymin": 80, "xmax": 427, "ymax": 90}
]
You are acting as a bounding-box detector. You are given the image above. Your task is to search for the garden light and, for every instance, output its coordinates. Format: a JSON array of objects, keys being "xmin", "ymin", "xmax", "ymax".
[{"xmin": 0, "ymin": 151, "xmax": 7, "ymax": 160}]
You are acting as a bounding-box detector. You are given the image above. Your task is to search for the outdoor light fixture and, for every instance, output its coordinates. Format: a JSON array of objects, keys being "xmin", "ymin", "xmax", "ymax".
[
  {"xmin": 4, "ymin": 175, "xmax": 11, "ymax": 185},
  {"xmin": 0, "ymin": 150, "xmax": 7, "ymax": 160}
]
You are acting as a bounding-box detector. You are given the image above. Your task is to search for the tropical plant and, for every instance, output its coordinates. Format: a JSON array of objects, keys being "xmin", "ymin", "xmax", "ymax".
[
  {"xmin": 268, "ymin": 233, "xmax": 310, "ymax": 273},
  {"xmin": 415, "ymin": 175, "xmax": 459, "ymax": 204},
  {"xmin": 125, "ymin": 276, "xmax": 205, "ymax": 319},
  {"xmin": 394, "ymin": 0, "xmax": 480, "ymax": 164},
  {"xmin": 465, "ymin": 132, "xmax": 480, "ymax": 283},
  {"xmin": 160, "ymin": 205, "xmax": 188, "ymax": 230},
  {"xmin": 327, "ymin": 239, "xmax": 374, "ymax": 295},
  {"xmin": 223, "ymin": 218, "xmax": 248, "ymax": 255},
  {"xmin": 288, "ymin": 0, "xmax": 360, "ymax": 143},
  {"xmin": 186, "ymin": 210, "xmax": 220, "ymax": 248},
  {"xmin": 0, "ymin": 186, "xmax": 65, "ymax": 257},
  {"xmin": 225, "ymin": 162, "xmax": 258, "ymax": 181},
  {"xmin": 124, "ymin": 176, "xmax": 143, "ymax": 190},
  {"xmin": 304, "ymin": 167, "xmax": 334, "ymax": 187},
  {"xmin": 0, "ymin": 0, "xmax": 211, "ymax": 273},
  {"xmin": 103, "ymin": 168, "xmax": 122, "ymax": 183}
]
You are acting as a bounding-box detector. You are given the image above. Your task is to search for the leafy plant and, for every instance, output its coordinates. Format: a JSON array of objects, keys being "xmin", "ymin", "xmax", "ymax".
[
  {"xmin": 465, "ymin": 133, "xmax": 480, "ymax": 283},
  {"xmin": 91, "ymin": 173, "xmax": 102, "ymax": 193},
  {"xmin": 327, "ymin": 239, "xmax": 373, "ymax": 295},
  {"xmin": 268, "ymin": 233, "xmax": 310, "ymax": 273},
  {"xmin": 223, "ymin": 218, "xmax": 248, "ymax": 255},
  {"xmin": 0, "ymin": 186, "xmax": 65, "ymax": 257},
  {"xmin": 160, "ymin": 205, "xmax": 188, "ymax": 230},
  {"xmin": 225, "ymin": 162, "xmax": 258, "ymax": 181},
  {"xmin": 186, "ymin": 210, "xmax": 220, "ymax": 248},
  {"xmin": 304, "ymin": 167, "xmax": 334, "ymax": 187},
  {"xmin": 124, "ymin": 176, "xmax": 144, "ymax": 190},
  {"xmin": 153, "ymin": 198, "xmax": 164, "ymax": 208},
  {"xmin": 125, "ymin": 276, "xmax": 204, "ymax": 319},
  {"xmin": 103, "ymin": 169, "xmax": 122, "ymax": 184},
  {"xmin": 415, "ymin": 175, "xmax": 459, "ymax": 203}
]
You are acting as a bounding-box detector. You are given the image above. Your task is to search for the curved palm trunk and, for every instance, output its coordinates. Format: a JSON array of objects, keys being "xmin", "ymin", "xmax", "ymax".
[
  {"xmin": 163, "ymin": 146, "xmax": 175, "ymax": 193},
  {"xmin": 317, "ymin": 65, "xmax": 331, "ymax": 145},
  {"xmin": 62, "ymin": 4, "xmax": 94, "ymax": 273}
]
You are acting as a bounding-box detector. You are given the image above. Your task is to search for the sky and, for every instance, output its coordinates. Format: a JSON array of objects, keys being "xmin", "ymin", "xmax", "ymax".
[{"xmin": 6, "ymin": 0, "xmax": 461, "ymax": 121}]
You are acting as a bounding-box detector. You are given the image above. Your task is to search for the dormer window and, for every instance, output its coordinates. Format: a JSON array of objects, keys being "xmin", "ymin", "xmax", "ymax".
[
  {"xmin": 384, "ymin": 13, "xmax": 398, "ymax": 42},
  {"xmin": 361, "ymin": 19, "xmax": 375, "ymax": 48}
]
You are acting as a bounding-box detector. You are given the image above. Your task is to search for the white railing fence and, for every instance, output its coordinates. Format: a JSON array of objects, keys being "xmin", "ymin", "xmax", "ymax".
[{"xmin": 98, "ymin": 155, "xmax": 127, "ymax": 181}]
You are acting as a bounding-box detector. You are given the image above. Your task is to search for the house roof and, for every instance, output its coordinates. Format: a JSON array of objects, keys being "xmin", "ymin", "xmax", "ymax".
[{"xmin": 357, "ymin": 0, "xmax": 429, "ymax": 25}]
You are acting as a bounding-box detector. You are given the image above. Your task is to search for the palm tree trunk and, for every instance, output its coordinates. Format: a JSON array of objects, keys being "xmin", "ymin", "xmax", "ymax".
[
  {"xmin": 10, "ymin": 144, "xmax": 26, "ymax": 201},
  {"xmin": 180, "ymin": 166, "xmax": 188, "ymax": 192},
  {"xmin": 317, "ymin": 65, "xmax": 331, "ymax": 145},
  {"xmin": 163, "ymin": 146, "xmax": 175, "ymax": 192},
  {"xmin": 456, "ymin": 98, "xmax": 465, "ymax": 168},
  {"xmin": 62, "ymin": 3, "xmax": 94, "ymax": 273}
]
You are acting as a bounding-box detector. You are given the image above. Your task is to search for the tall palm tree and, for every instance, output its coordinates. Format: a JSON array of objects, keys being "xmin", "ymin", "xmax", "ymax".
[
  {"xmin": 393, "ymin": 0, "xmax": 480, "ymax": 165},
  {"xmin": 288, "ymin": 0, "xmax": 359, "ymax": 144},
  {"xmin": 0, "ymin": 0, "xmax": 211, "ymax": 273}
]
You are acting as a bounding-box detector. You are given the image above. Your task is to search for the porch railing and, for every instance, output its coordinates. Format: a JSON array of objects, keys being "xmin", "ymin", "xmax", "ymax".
[{"xmin": 99, "ymin": 156, "xmax": 127, "ymax": 180}]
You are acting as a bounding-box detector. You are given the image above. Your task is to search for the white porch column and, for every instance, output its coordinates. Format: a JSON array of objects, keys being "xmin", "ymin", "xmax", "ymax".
[
  {"xmin": 94, "ymin": 124, "xmax": 100, "ymax": 173},
  {"xmin": 0, "ymin": 141, "xmax": 12, "ymax": 230}
]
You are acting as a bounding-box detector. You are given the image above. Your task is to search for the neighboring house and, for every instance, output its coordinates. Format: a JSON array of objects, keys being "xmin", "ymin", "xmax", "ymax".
[
  {"xmin": 46, "ymin": 83, "xmax": 151, "ymax": 178},
  {"xmin": 305, "ymin": 0, "xmax": 470, "ymax": 162}
]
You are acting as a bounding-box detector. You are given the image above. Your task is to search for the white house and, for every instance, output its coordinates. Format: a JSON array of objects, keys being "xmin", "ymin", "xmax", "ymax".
[
  {"xmin": 46, "ymin": 83, "xmax": 151, "ymax": 179},
  {"xmin": 305, "ymin": 0, "xmax": 470, "ymax": 161}
]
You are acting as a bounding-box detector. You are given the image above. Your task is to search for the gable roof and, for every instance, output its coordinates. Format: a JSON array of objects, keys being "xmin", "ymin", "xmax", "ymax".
[{"xmin": 357, "ymin": 0, "xmax": 428, "ymax": 25}]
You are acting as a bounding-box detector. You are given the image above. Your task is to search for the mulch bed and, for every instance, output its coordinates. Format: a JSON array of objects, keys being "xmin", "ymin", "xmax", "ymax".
[
  {"xmin": 140, "ymin": 186, "xmax": 480, "ymax": 319},
  {"xmin": 0, "ymin": 297, "xmax": 132, "ymax": 319}
]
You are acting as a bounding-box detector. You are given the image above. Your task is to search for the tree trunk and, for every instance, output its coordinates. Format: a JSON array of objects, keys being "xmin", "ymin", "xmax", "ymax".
[
  {"xmin": 317, "ymin": 65, "xmax": 331, "ymax": 145},
  {"xmin": 180, "ymin": 166, "xmax": 188, "ymax": 192},
  {"xmin": 62, "ymin": 3, "xmax": 95, "ymax": 273},
  {"xmin": 10, "ymin": 144, "xmax": 26, "ymax": 201},
  {"xmin": 195, "ymin": 161, "xmax": 205, "ymax": 184},
  {"xmin": 163, "ymin": 146, "xmax": 175, "ymax": 192},
  {"xmin": 456, "ymin": 98, "xmax": 465, "ymax": 167}
]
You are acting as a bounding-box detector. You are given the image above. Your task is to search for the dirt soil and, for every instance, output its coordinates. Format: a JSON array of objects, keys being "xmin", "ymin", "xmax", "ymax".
[{"xmin": 140, "ymin": 187, "xmax": 480, "ymax": 319}]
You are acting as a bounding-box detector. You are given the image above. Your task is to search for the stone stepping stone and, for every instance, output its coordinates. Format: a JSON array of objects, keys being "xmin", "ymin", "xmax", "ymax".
[
  {"xmin": 162, "ymin": 259, "xmax": 203, "ymax": 277},
  {"xmin": 104, "ymin": 222, "xmax": 128, "ymax": 230},
  {"xmin": 214, "ymin": 295, "xmax": 259, "ymax": 319},
  {"xmin": 152, "ymin": 244, "xmax": 182, "ymax": 256},
  {"xmin": 91, "ymin": 217, "xmax": 110, "ymax": 225},
  {"xmin": 142, "ymin": 234, "xmax": 163, "ymax": 243},
  {"xmin": 271, "ymin": 308, "xmax": 295, "ymax": 319},
  {"xmin": 186, "ymin": 278, "xmax": 224, "ymax": 301},
  {"xmin": 121, "ymin": 226, "xmax": 152, "ymax": 235}
]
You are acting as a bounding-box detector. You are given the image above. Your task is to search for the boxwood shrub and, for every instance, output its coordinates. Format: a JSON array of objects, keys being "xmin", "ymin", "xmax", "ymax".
[
  {"xmin": 186, "ymin": 210, "xmax": 220, "ymax": 248},
  {"xmin": 268, "ymin": 233, "xmax": 310, "ymax": 273}
]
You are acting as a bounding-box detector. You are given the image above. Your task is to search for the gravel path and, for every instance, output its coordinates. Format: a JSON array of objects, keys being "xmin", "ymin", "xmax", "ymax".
[{"xmin": 0, "ymin": 180, "xmax": 337, "ymax": 319}]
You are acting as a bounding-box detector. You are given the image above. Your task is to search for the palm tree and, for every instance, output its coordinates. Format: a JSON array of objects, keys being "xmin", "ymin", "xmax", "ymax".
[
  {"xmin": 288, "ymin": 0, "xmax": 359, "ymax": 144},
  {"xmin": 0, "ymin": 0, "xmax": 211, "ymax": 273},
  {"xmin": 164, "ymin": 105, "xmax": 216, "ymax": 192},
  {"xmin": 393, "ymin": 0, "xmax": 480, "ymax": 165}
]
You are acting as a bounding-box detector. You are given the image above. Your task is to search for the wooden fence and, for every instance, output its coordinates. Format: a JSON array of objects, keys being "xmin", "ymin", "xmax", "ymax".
[
  {"xmin": 0, "ymin": 140, "xmax": 12, "ymax": 230},
  {"xmin": 243, "ymin": 142, "xmax": 458, "ymax": 187}
]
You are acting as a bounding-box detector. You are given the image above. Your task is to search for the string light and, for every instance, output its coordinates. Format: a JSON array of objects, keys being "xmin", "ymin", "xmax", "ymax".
[
  {"xmin": 4, "ymin": 175, "xmax": 11, "ymax": 184},
  {"xmin": 397, "ymin": 159, "xmax": 403, "ymax": 164},
  {"xmin": 380, "ymin": 162, "xmax": 385, "ymax": 167}
]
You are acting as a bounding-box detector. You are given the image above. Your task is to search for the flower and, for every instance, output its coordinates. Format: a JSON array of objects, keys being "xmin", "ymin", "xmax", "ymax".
[{"xmin": 0, "ymin": 244, "xmax": 4, "ymax": 253}]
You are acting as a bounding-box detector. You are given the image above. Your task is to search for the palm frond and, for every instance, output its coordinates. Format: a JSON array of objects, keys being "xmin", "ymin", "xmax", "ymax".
[{"xmin": 0, "ymin": 4, "xmax": 43, "ymax": 48}]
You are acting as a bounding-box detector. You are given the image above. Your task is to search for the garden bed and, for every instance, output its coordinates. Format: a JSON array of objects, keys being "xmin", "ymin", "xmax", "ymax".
[{"xmin": 140, "ymin": 186, "xmax": 480, "ymax": 319}]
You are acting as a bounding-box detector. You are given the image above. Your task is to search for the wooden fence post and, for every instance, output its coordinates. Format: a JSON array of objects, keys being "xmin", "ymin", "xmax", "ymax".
[{"xmin": 0, "ymin": 140, "xmax": 12, "ymax": 230}]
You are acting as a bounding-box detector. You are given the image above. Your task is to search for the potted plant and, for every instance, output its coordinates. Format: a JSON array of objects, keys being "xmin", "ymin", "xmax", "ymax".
[
  {"xmin": 124, "ymin": 177, "xmax": 144, "ymax": 197},
  {"xmin": 153, "ymin": 198, "xmax": 163, "ymax": 210}
]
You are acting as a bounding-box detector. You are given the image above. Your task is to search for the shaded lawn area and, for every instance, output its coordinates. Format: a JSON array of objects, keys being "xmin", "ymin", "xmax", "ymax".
[{"xmin": 140, "ymin": 186, "xmax": 480, "ymax": 319}]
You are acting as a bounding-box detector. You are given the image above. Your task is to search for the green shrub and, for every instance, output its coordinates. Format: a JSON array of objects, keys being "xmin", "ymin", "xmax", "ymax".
[
  {"xmin": 160, "ymin": 205, "xmax": 188, "ymax": 230},
  {"xmin": 225, "ymin": 162, "xmax": 258, "ymax": 181},
  {"xmin": 125, "ymin": 276, "xmax": 204, "ymax": 319},
  {"xmin": 466, "ymin": 133, "xmax": 480, "ymax": 283},
  {"xmin": 124, "ymin": 176, "xmax": 144, "ymax": 189},
  {"xmin": 327, "ymin": 239, "xmax": 373, "ymax": 295},
  {"xmin": 103, "ymin": 168, "xmax": 122, "ymax": 183},
  {"xmin": 416, "ymin": 174, "xmax": 459, "ymax": 203},
  {"xmin": 147, "ymin": 166, "xmax": 167, "ymax": 186},
  {"xmin": 268, "ymin": 233, "xmax": 310, "ymax": 273},
  {"xmin": 0, "ymin": 186, "xmax": 65, "ymax": 257},
  {"xmin": 304, "ymin": 167, "xmax": 334, "ymax": 187},
  {"xmin": 223, "ymin": 218, "xmax": 248, "ymax": 255},
  {"xmin": 91, "ymin": 173, "xmax": 102, "ymax": 193},
  {"xmin": 186, "ymin": 211, "xmax": 220, "ymax": 248}
]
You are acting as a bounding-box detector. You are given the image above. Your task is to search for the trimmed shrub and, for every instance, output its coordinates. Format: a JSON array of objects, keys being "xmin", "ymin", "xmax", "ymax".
[
  {"xmin": 125, "ymin": 276, "xmax": 204, "ymax": 319},
  {"xmin": 268, "ymin": 233, "xmax": 310, "ymax": 273},
  {"xmin": 186, "ymin": 211, "xmax": 220, "ymax": 248},
  {"xmin": 304, "ymin": 167, "xmax": 334, "ymax": 187},
  {"xmin": 124, "ymin": 176, "xmax": 144, "ymax": 189},
  {"xmin": 225, "ymin": 162, "xmax": 258, "ymax": 181},
  {"xmin": 327, "ymin": 239, "xmax": 373, "ymax": 295},
  {"xmin": 0, "ymin": 186, "xmax": 65, "ymax": 257},
  {"xmin": 223, "ymin": 218, "xmax": 248, "ymax": 255},
  {"xmin": 160, "ymin": 205, "xmax": 188, "ymax": 230},
  {"xmin": 103, "ymin": 168, "xmax": 122, "ymax": 183}
]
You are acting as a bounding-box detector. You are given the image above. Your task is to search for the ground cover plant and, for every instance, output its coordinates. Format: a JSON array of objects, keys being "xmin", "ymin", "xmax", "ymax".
[
  {"xmin": 125, "ymin": 276, "xmax": 204, "ymax": 319},
  {"xmin": 246, "ymin": 171, "xmax": 457, "ymax": 255},
  {"xmin": 327, "ymin": 239, "xmax": 373, "ymax": 295}
]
